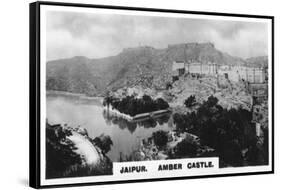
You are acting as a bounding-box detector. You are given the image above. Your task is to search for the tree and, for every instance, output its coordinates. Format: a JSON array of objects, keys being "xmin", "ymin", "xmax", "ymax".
[
  {"xmin": 93, "ymin": 134, "xmax": 113, "ymax": 154},
  {"xmin": 184, "ymin": 95, "xmax": 196, "ymax": 108},
  {"xmin": 174, "ymin": 139, "xmax": 198, "ymax": 157},
  {"xmin": 152, "ymin": 130, "xmax": 168, "ymax": 148},
  {"xmin": 173, "ymin": 112, "xmax": 196, "ymax": 133},
  {"xmin": 263, "ymin": 128, "xmax": 269, "ymax": 164},
  {"xmin": 205, "ymin": 95, "xmax": 219, "ymax": 107},
  {"xmin": 220, "ymin": 140, "xmax": 243, "ymax": 167},
  {"xmin": 166, "ymin": 82, "xmax": 173, "ymax": 90},
  {"xmin": 173, "ymin": 113, "xmax": 188, "ymax": 132},
  {"xmin": 46, "ymin": 123, "xmax": 82, "ymax": 179},
  {"xmin": 155, "ymin": 98, "xmax": 169, "ymax": 110},
  {"xmin": 103, "ymin": 96, "xmax": 112, "ymax": 109}
]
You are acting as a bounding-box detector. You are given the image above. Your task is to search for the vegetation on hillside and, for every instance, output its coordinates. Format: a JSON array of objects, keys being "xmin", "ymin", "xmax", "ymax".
[{"xmin": 173, "ymin": 95, "xmax": 268, "ymax": 167}]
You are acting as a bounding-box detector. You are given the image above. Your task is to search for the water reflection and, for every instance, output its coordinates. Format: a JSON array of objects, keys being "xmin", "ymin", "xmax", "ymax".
[
  {"xmin": 47, "ymin": 93, "xmax": 173, "ymax": 161},
  {"xmin": 102, "ymin": 110, "xmax": 171, "ymax": 133},
  {"xmin": 47, "ymin": 92, "xmax": 103, "ymax": 106}
]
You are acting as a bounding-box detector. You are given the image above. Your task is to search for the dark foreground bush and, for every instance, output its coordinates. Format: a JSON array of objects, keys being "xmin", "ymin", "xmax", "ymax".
[
  {"xmin": 46, "ymin": 123, "xmax": 82, "ymax": 179},
  {"xmin": 92, "ymin": 134, "xmax": 113, "ymax": 154},
  {"xmin": 174, "ymin": 139, "xmax": 198, "ymax": 157},
  {"xmin": 62, "ymin": 162, "xmax": 113, "ymax": 178},
  {"xmin": 152, "ymin": 130, "xmax": 169, "ymax": 148}
]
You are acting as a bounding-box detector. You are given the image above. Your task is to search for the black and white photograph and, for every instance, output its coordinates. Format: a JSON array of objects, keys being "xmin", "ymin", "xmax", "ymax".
[{"xmin": 29, "ymin": 1, "xmax": 274, "ymax": 188}]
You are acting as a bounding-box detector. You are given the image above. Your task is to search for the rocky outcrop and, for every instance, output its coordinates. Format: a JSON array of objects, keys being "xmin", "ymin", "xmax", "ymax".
[{"xmin": 170, "ymin": 75, "xmax": 252, "ymax": 111}]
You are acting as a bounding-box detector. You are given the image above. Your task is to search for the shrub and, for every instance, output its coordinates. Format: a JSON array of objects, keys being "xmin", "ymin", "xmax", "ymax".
[
  {"xmin": 166, "ymin": 82, "xmax": 173, "ymax": 90},
  {"xmin": 184, "ymin": 95, "xmax": 196, "ymax": 108},
  {"xmin": 173, "ymin": 112, "xmax": 196, "ymax": 133},
  {"xmin": 93, "ymin": 134, "xmax": 113, "ymax": 154},
  {"xmin": 174, "ymin": 139, "xmax": 198, "ymax": 157},
  {"xmin": 205, "ymin": 95, "xmax": 219, "ymax": 107}
]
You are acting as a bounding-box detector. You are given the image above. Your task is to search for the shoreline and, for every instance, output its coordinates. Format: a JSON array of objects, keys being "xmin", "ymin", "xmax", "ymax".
[
  {"xmin": 47, "ymin": 90, "xmax": 104, "ymax": 101},
  {"xmin": 103, "ymin": 105, "xmax": 133, "ymax": 120},
  {"xmin": 103, "ymin": 105, "xmax": 171, "ymax": 121}
]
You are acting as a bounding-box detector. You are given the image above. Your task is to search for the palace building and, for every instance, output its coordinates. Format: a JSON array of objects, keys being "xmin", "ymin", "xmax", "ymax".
[{"xmin": 172, "ymin": 60, "xmax": 266, "ymax": 84}]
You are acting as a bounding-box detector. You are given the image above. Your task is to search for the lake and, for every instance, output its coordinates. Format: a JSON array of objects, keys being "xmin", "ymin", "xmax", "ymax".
[{"xmin": 47, "ymin": 92, "xmax": 174, "ymax": 162}]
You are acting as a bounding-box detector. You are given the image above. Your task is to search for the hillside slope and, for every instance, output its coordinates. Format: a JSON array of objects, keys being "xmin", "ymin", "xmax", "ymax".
[
  {"xmin": 246, "ymin": 56, "xmax": 268, "ymax": 67},
  {"xmin": 46, "ymin": 42, "xmax": 264, "ymax": 96}
]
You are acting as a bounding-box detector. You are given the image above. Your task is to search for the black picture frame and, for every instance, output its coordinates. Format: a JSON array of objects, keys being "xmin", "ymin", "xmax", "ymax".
[{"xmin": 30, "ymin": 1, "xmax": 274, "ymax": 188}]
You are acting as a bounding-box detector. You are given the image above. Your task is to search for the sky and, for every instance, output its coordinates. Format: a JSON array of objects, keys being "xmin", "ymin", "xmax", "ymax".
[{"xmin": 46, "ymin": 10, "xmax": 269, "ymax": 61}]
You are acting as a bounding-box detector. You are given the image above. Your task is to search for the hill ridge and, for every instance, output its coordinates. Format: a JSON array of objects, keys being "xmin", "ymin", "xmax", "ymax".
[{"xmin": 46, "ymin": 42, "xmax": 267, "ymax": 96}]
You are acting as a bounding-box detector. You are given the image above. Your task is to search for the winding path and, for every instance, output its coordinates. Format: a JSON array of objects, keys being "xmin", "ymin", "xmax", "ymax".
[{"xmin": 67, "ymin": 132, "xmax": 101, "ymax": 165}]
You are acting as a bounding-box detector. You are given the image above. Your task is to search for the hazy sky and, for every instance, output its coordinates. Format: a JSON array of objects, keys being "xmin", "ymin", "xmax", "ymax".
[{"xmin": 46, "ymin": 11, "xmax": 268, "ymax": 61}]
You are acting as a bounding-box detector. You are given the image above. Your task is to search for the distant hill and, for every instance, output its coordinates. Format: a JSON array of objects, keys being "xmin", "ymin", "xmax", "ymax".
[
  {"xmin": 246, "ymin": 56, "xmax": 268, "ymax": 68},
  {"xmin": 46, "ymin": 43, "xmax": 266, "ymax": 96}
]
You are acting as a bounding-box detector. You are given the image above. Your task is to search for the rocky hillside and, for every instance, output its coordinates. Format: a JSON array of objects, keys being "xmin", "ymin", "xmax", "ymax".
[
  {"xmin": 46, "ymin": 43, "xmax": 264, "ymax": 96},
  {"xmin": 170, "ymin": 75, "xmax": 252, "ymax": 111}
]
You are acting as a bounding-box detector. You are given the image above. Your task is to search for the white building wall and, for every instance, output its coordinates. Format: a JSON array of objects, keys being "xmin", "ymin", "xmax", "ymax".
[
  {"xmin": 217, "ymin": 66, "xmax": 266, "ymax": 83},
  {"xmin": 172, "ymin": 61, "xmax": 185, "ymax": 71},
  {"xmin": 173, "ymin": 60, "xmax": 266, "ymax": 83},
  {"xmin": 185, "ymin": 62, "xmax": 217, "ymax": 75}
]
